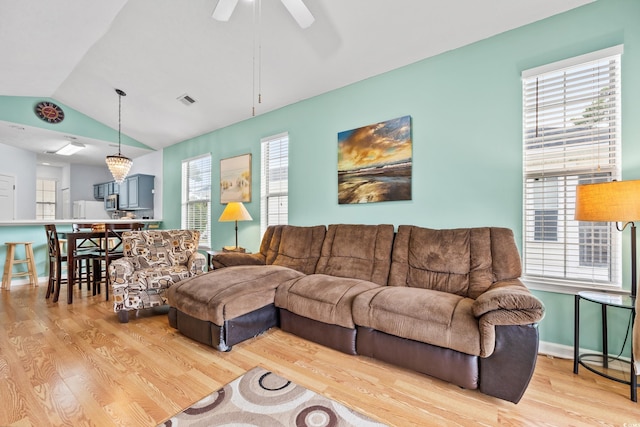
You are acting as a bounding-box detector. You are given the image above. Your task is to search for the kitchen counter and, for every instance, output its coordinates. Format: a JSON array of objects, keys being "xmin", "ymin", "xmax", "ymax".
[
  {"xmin": 0, "ymin": 219, "xmax": 163, "ymax": 284},
  {"xmin": 0, "ymin": 219, "xmax": 162, "ymax": 227}
]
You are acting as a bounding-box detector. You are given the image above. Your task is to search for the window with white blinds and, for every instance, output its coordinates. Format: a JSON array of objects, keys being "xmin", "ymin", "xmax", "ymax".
[
  {"xmin": 36, "ymin": 178, "xmax": 56, "ymax": 220},
  {"xmin": 181, "ymin": 154, "xmax": 212, "ymax": 247},
  {"xmin": 260, "ymin": 132, "xmax": 289, "ymax": 236},
  {"xmin": 522, "ymin": 45, "xmax": 622, "ymax": 290}
]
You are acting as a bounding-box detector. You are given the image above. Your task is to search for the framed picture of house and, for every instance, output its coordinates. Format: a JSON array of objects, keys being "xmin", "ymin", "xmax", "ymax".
[{"xmin": 220, "ymin": 153, "xmax": 251, "ymax": 203}]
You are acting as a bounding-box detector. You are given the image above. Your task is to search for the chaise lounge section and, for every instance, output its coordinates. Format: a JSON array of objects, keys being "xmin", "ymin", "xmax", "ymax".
[
  {"xmin": 166, "ymin": 223, "xmax": 545, "ymax": 403},
  {"xmin": 166, "ymin": 225, "xmax": 326, "ymax": 350}
]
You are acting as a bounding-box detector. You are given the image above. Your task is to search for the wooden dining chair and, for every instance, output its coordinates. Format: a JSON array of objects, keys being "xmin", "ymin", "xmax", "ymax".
[
  {"xmin": 46, "ymin": 224, "xmax": 103, "ymax": 303},
  {"xmin": 71, "ymin": 223, "xmax": 105, "ymax": 292},
  {"xmin": 101, "ymin": 222, "xmax": 145, "ymax": 300},
  {"xmin": 44, "ymin": 224, "xmax": 67, "ymax": 302}
]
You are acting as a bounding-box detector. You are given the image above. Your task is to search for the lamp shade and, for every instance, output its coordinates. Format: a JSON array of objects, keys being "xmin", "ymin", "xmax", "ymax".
[
  {"xmin": 218, "ymin": 202, "xmax": 253, "ymax": 222},
  {"xmin": 575, "ymin": 180, "xmax": 640, "ymax": 222}
]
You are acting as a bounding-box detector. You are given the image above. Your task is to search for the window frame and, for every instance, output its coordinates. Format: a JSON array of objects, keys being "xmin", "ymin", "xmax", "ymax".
[
  {"xmin": 521, "ymin": 45, "xmax": 623, "ymax": 295},
  {"xmin": 260, "ymin": 132, "xmax": 289, "ymax": 237},
  {"xmin": 181, "ymin": 154, "xmax": 212, "ymax": 248},
  {"xmin": 35, "ymin": 178, "xmax": 57, "ymax": 220}
]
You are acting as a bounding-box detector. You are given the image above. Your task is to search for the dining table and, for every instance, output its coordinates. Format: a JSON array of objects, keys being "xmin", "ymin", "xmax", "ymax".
[{"xmin": 61, "ymin": 223, "xmax": 142, "ymax": 304}]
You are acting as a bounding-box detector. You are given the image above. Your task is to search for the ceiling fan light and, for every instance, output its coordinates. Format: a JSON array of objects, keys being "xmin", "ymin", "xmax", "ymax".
[
  {"xmin": 106, "ymin": 155, "xmax": 132, "ymax": 184},
  {"xmin": 212, "ymin": 0, "xmax": 239, "ymax": 21},
  {"xmin": 280, "ymin": 0, "xmax": 314, "ymax": 28}
]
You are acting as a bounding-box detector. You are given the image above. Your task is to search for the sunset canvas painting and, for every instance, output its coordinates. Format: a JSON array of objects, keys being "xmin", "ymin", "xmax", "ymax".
[{"xmin": 338, "ymin": 115, "xmax": 412, "ymax": 204}]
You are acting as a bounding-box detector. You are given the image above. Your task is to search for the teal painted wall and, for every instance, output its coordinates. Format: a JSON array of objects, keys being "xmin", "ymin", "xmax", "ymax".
[
  {"xmin": 0, "ymin": 225, "xmax": 75, "ymax": 285},
  {"xmin": 0, "ymin": 96, "xmax": 152, "ymax": 149},
  {"xmin": 163, "ymin": 0, "xmax": 640, "ymax": 354}
]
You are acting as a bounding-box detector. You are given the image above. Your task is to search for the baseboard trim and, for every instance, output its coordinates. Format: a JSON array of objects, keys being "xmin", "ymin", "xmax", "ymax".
[
  {"xmin": 538, "ymin": 341, "xmax": 573, "ymax": 359},
  {"xmin": 538, "ymin": 340, "xmax": 631, "ymax": 364},
  {"xmin": 2, "ymin": 276, "xmax": 46, "ymax": 287}
]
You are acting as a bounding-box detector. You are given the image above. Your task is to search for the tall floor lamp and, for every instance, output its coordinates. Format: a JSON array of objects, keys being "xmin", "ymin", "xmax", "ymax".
[
  {"xmin": 218, "ymin": 202, "xmax": 253, "ymax": 252},
  {"xmin": 575, "ymin": 179, "xmax": 640, "ymax": 375},
  {"xmin": 575, "ymin": 180, "xmax": 640, "ymax": 298}
]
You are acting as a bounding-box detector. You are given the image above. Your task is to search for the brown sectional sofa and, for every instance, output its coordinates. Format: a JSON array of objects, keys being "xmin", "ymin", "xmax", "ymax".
[{"xmin": 166, "ymin": 224, "xmax": 544, "ymax": 403}]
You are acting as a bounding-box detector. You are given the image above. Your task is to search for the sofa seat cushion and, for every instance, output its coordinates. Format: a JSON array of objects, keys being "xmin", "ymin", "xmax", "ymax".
[
  {"xmin": 352, "ymin": 287, "xmax": 482, "ymax": 356},
  {"xmin": 275, "ymin": 274, "xmax": 380, "ymax": 329},
  {"xmin": 166, "ymin": 265, "xmax": 305, "ymax": 325}
]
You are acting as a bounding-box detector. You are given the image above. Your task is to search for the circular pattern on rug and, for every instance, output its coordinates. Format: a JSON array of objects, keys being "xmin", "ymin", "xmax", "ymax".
[
  {"xmin": 295, "ymin": 404, "xmax": 339, "ymax": 427},
  {"xmin": 182, "ymin": 388, "xmax": 226, "ymax": 416},
  {"xmin": 235, "ymin": 368, "xmax": 310, "ymax": 409}
]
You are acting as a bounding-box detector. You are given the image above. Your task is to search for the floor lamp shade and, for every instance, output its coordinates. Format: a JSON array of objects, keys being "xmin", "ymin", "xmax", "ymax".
[
  {"xmin": 575, "ymin": 179, "xmax": 640, "ymax": 297},
  {"xmin": 575, "ymin": 180, "xmax": 640, "ymax": 223},
  {"xmin": 218, "ymin": 202, "xmax": 253, "ymax": 251}
]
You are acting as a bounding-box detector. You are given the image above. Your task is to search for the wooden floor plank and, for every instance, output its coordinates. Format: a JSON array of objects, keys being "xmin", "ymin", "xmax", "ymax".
[{"xmin": 1, "ymin": 284, "xmax": 638, "ymax": 426}]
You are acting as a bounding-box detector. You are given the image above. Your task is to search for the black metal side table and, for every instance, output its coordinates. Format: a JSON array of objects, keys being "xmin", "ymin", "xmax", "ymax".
[{"xmin": 574, "ymin": 291, "xmax": 638, "ymax": 402}]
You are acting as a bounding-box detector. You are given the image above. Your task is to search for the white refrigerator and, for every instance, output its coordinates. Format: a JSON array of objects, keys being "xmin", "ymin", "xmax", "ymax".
[{"xmin": 72, "ymin": 200, "xmax": 110, "ymax": 219}]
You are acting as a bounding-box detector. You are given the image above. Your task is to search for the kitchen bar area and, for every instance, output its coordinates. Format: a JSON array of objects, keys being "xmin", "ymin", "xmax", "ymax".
[{"xmin": 0, "ymin": 219, "xmax": 162, "ymax": 297}]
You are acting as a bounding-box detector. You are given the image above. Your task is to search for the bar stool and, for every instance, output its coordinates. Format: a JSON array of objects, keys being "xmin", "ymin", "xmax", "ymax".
[{"xmin": 2, "ymin": 242, "xmax": 38, "ymax": 290}]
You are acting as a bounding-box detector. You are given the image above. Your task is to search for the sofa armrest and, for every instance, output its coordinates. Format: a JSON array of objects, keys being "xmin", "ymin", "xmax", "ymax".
[
  {"xmin": 472, "ymin": 279, "xmax": 545, "ymax": 324},
  {"xmin": 108, "ymin": 257, "xmax": 135, "ymax": 286},
  {"xmin": 187, "ymin": 252, "xmax": 207, "ymax": 275},
  {"xmin": 211, "ymin": 252, "xmax": 266, "ymax": 269},
  {"xmin": 473, "ymin": 279, "xmax": 544, "ymax": 357}
]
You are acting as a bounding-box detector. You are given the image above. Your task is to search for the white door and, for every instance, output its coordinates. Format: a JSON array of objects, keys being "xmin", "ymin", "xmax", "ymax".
[{"xmin": 0, "ymin": 174, "xmax": 15, "ymax": 220}]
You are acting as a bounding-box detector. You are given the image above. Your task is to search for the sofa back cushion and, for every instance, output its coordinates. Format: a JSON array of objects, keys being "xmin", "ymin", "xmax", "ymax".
[
  {"xmin": 268, "ymin": 225, "xmax": 327, "ymax": 274},
  {"xmin": 123, "ymin": 229, "xmax": 200, "ymax": 269},
  {"xmin": 388, "ymin": 226, "xmax": 521, "ymax": 298},
  {"xmin": 260, "ymin": 225, "xmax": 283, "ymax": 265},
  {"xmin": 315, "ymin": 224, "xmax": 395, "ymax": 285}
]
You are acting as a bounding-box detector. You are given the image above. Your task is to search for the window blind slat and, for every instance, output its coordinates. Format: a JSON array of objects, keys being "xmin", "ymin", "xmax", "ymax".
[
  {"xmin": 522, "ymin": 48, "xmax": 622, "ymax": 288},
  {"xmin": 261, "ymin": 133, "xmax": 289, "ymax": 236},
  {"xmin": 181, "ymin": 154, "xmax": 211, "ymax": 245}
]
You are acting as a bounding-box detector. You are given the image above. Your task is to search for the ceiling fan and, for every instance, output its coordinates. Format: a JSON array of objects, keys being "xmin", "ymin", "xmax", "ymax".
[{"xmin": 212, "ymin": 0, "xmax": 315, "ymax": 29}]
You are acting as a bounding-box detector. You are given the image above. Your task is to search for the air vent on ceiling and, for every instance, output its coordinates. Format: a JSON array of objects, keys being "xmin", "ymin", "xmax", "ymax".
[{"xmin": 177, "ymin": 93, "xmax": 197, "ymax": 106}]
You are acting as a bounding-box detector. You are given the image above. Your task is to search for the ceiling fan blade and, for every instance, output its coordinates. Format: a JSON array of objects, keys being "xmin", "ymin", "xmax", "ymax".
[
  {"xmin": 212, "ymin": 0, "xmax": 239, "ymax": 21},
  {"xmin": 280, "ymin": 0, "xmax": 315, "ymax": 29}
]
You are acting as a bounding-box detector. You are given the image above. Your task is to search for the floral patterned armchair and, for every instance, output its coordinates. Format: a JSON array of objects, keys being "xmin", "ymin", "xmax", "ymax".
[{"xmin": 109, "ymin": 229, "xmax": 206, "ymax": 323}]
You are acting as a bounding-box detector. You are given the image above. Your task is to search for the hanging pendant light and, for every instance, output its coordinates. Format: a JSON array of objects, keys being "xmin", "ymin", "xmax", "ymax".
[{"xmin": 106, "ymin": 88, "xmax": 132, "ymax": 183}]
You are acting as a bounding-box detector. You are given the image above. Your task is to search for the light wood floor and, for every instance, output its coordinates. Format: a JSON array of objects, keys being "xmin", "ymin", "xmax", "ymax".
[{"xmin": 1, "ymin": 284, "xmax": 638, "ymax": 426}]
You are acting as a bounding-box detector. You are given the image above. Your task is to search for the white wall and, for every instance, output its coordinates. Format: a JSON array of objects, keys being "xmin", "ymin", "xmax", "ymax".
[
  {"xmin": 69, "ymin": 164, "xmax": 113, "ymax": 202},
  {"xmin": 0, "ymin": 143, "xmax": 36, "ymax": 218}
]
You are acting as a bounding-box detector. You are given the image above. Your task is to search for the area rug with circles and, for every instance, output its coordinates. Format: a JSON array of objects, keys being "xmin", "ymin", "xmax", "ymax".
[{"xmin": 158, "ymin": 366, "xmax": 387, "ymax": 427}]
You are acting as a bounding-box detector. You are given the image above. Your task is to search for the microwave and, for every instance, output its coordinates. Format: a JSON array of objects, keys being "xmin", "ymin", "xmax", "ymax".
[{"xmin": 105, "ymin": 194, "xmax": 119, "ymax": 211}]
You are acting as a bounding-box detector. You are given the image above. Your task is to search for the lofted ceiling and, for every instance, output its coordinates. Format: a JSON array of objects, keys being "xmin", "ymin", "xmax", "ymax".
[{"xmin": 0, "ymin": 0, "xmax": 593, "ymax": 166}]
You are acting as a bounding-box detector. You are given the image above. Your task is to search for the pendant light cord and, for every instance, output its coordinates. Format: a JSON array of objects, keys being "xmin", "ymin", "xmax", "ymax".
[
  {"xmin": 118, "ymin": 92, "xmax": 122, "ymax": 155},
  {"xmin": 115, "ymin": 88, "xmax": 127, "ymax": 155}
]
